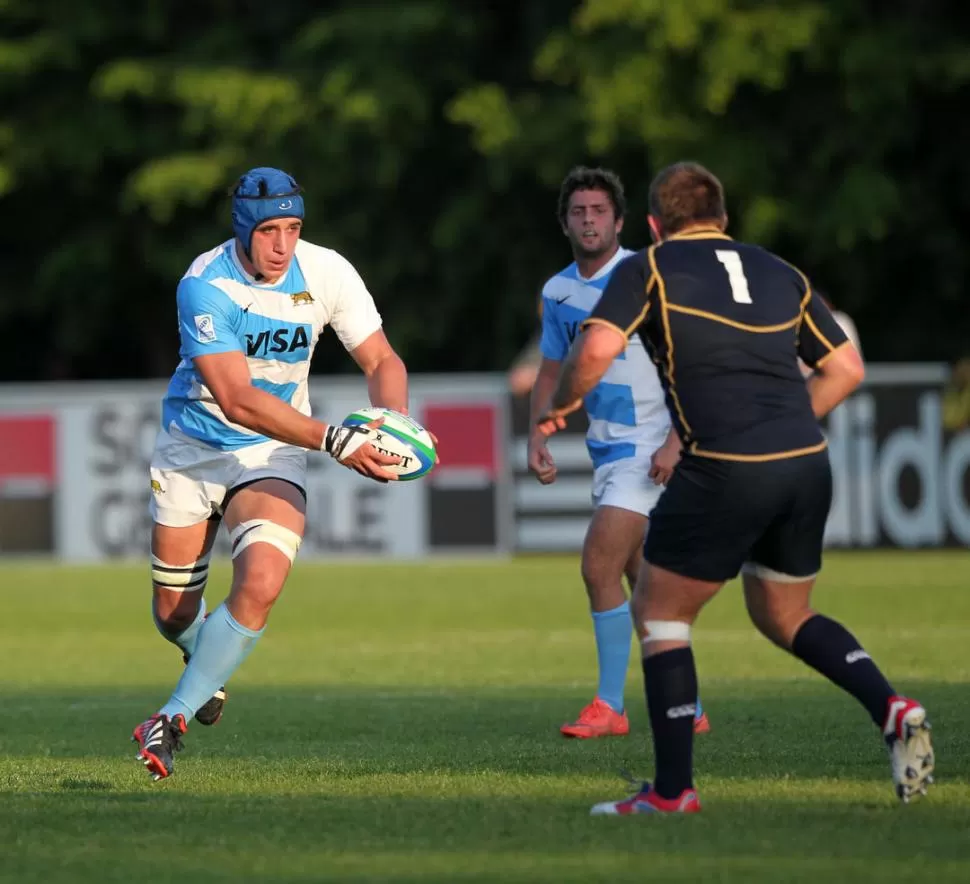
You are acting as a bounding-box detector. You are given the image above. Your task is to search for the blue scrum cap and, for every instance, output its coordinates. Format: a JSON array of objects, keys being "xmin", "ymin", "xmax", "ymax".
[{"xmin": 230, "ymin": 167, "xmax": 305, "ymax": 254}]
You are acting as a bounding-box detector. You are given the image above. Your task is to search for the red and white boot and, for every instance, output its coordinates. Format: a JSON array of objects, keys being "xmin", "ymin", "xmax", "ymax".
[
  {"xmin": 882, "ymin": 696, "xmax": 934, "ymax": 803},
  {"xmin": 590, "ymin": 777, "xmax": 701, "ymax": 816}
]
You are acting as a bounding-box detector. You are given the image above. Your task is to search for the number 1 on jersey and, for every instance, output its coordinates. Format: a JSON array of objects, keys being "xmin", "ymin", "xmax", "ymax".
[{"xmin": 715, "ymin": 250, "xmax": 752, "ymax": 304}]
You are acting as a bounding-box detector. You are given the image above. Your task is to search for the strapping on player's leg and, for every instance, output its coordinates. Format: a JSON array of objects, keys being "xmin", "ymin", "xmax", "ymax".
[
  {"xmin": 229, "ymin": 519, "xmax": 302, "ymax": 562},
  {"xmin": 151, "ymin": 551, "xmax": 211, "ymax": 593}
]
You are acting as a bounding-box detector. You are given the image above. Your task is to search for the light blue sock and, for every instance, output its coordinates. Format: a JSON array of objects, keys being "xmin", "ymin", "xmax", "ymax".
[
  {"xmin": 591, "ymin": 600, "xmax": 632, "ymax": 713},
  {"xmin": 154, "ymin": 597, "xmax": 207, "ymax": 659},
  {"xmin": 695, "ymin": 695, "xmax": 704, "ymax": 719},
  {"xmin": 159, "ymin": 602, "xmax": 264, "ymax": 722}
]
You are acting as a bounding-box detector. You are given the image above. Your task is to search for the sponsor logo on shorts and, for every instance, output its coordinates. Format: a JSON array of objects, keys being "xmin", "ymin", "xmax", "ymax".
[{"xmin": 150, "ymin": 479, "xmax": 164, "ymax": 495}]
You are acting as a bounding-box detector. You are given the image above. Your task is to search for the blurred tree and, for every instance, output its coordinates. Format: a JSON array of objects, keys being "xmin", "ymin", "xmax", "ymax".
[
  {"xmin": 449, "ymin": 0, "xmax": 970, "ymax": 363},
  {"xmin": 0, "ymin": 0, "xmax": 968, "ymax": 381},
  {"xmin": 0, "ymin": 0, "xmax": 573, "ymax": 380}
]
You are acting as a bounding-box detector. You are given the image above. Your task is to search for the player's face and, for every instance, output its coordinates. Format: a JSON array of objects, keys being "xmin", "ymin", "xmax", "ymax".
[
  {"xmin": 250, "ymin": 218, "xmax": 302, "ymax": 281},
  {"xmin": 562, "ymin": 189, "xmax": 623, "ymax": 258}
]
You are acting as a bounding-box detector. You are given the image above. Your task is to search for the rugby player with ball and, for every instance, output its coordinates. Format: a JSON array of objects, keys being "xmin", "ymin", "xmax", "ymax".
[{"xmin": 132, "ymin": 167, "xmax": 436, "ymax": 782}]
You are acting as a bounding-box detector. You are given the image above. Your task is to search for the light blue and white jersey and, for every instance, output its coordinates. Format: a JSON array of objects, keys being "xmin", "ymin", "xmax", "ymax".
[
  {"xmin": 163, "ymin": 239, "xmax": 382, "ymax": 450},
  {"xmin": 539, "ymin": 247, "xmax": 669, "ymax": 468}
]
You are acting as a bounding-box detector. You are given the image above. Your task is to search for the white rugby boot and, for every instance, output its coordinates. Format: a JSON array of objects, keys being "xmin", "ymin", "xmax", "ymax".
[{"xmin": 882, "ymin": 696, "xmax": 934, "ymax": 803}]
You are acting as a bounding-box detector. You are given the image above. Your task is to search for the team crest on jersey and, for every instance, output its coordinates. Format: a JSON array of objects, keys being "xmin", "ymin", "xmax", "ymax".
[
  {"xmin": 193, "ymin": 313, "xmax": 216, "ymax": 343},
  {"xmin": 290, "ymin": 291, "xmax": 314, "ymax": 306},
  {"xmin": 150, "ymin": 479, "xmax": 164, "ymax": 494}
]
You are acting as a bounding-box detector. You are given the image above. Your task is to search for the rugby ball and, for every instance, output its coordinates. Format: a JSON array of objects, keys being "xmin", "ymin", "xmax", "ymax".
[{"xmin": 341, "ymin": 407, "xmax": 437, "ymax": 481}]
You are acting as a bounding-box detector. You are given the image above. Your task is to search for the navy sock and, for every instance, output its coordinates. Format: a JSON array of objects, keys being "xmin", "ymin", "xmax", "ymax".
[
  {"xmin": 791, "ymin": 614, "xmax": 895, "ymax": 726},
  {"xmin": 642, "ymin": 647, "xmax": 697, "ymax": 799}
]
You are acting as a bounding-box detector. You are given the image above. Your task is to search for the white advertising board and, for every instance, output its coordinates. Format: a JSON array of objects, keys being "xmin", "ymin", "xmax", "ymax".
[{"xmin": 0, "ymin": 376, "xmax": 511, "ymax": 561}]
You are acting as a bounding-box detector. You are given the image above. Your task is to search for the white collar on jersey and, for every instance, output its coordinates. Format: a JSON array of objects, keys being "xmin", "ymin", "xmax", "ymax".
[{"xmin": 575, "ymin": 245, "xmax": 631, "ymax": 283}]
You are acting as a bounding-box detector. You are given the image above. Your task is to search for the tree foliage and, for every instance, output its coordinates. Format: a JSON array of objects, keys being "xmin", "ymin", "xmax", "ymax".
[{"xmin": 1, "ymin": 0, "xmax": 968, "ymax": 381}]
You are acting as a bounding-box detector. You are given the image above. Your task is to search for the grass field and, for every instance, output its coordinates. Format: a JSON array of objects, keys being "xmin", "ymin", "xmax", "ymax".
[{"xmin": 1, "ymin": 552, "xmax": 969, "ymax": 883}]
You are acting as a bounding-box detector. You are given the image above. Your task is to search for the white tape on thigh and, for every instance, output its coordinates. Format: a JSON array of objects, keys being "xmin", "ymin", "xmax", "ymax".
[
  {"xmin": 642, "ymin": 620, "xmax": 691, "ymax": 644},
  {"xmin": 151, "ymin": 551, "xmax": 211, "ymax": 592},
  {"xmin": 229, "ymin": 519, "xmax": 302, "ymax": 563},
  {"xmin": 741, "ymin": 562, "xmax": 817, "ymax": 583}
]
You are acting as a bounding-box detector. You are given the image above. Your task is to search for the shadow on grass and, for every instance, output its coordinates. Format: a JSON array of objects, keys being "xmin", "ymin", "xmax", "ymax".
[
  {"xmin": 1, "ymin": 681, "xmax": 968, "ymax": 882},
  {"xmin": 0, "ymin": 679, "xmax": 966, "ymax": 785},
  {"xmin": 1, "ymin": 788, "xmax": 970, "ymax": 884}
]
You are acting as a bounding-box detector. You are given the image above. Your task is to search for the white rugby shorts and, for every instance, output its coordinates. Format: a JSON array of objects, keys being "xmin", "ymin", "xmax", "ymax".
[
  {"xmin": 591, "ymin": 456, "xmax": 664, "ymax": 517},
  {"xmin": 149, "ymin": 426, "xmax": 308, "ymax": 527}
]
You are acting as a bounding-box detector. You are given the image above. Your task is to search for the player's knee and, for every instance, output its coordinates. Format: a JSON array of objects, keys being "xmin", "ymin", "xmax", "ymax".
[
  {"xmin": 744, "ymin": 593, "xmax": 809, "ymax": 649},
  {"xmin": 580, "ymin": 551, "xmax": 622, "ymax": 597},
  {"xmin": 153, "ymin": 602, "xmax": 199, "ymax": 637},
  {"xmin": 151, "ymin": 588, "xmax": 204, "ymax": 636},
  {"xmin": 748, "ymin": 610, "xmax": 795, "ymax": 649},
  {"xmin": 629, "ymin": 578, "xmax": 649, "ymax": 623},
  {"xmin": 228, "ymin": 519, "xmax": 300, "ymax": 610},
  {"xmin": 232, "ymin": 562, "xmax": 285, "ymax": 612},
  {"xmin": 745, "ymin": 602, "xmax": 778, "ymax": 644}
]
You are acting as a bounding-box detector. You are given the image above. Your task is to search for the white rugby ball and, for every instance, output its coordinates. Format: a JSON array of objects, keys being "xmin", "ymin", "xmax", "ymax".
[{"xmin": 341, "ymin": 407, "xmax": 437, "ymax": 481}]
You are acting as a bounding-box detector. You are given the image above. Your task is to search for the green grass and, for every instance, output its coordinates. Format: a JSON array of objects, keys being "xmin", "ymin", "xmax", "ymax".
[{"xmin": 1, "ymin": 552, "xmax": 969, "ymax": 882}]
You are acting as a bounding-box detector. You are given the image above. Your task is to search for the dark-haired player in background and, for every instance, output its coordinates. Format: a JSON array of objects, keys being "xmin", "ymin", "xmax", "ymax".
[
  {"xmin": 529, "ymin": 166, "xmax": 706, "ymax": 739},
  {"xmin": 537, "ymin": 161, "xmax": 934, "ymax": 814}
]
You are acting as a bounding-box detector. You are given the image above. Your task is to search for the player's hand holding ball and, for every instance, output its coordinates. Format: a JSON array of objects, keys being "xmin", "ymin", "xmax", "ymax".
[
  {"xmin": 326, "ymin": 407, "xmax": 438, "ymax": 483},
  {"xmin": 323, "ymin": 420, "xmax": 401, "ymax": 482}
]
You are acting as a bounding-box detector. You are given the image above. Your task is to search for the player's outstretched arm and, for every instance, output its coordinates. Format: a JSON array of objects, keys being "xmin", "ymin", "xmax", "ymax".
[
  {"xmin": 349, "ymin": 329, "xmax": 409, "ymax": 415},
  {"xmin": 806, "ymin": 343, "xmax": 865, "ymax": 419},
  {"xmin": 194, "ymin": 350, "xmax": 400, "ymax": 481}
]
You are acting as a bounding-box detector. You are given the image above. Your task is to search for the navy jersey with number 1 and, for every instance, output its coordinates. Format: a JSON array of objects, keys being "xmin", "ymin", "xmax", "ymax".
[{"xmin": 583, "ymin": 228, "xmax": 850, "ymax": 461}]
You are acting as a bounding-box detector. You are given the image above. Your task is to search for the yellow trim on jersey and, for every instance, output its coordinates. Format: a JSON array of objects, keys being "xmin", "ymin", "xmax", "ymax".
[
  {"xmin": 667, "ymin": 228, "xmax": 733, "ymax": 241},
  {"xmin": 804, "ymin": 311, "xmax": 836, "ymax": 353},
  {"xmin": 581, "ymin": 317, "xmax": 631, "ymax": 339},
  {"xmin": 814, "ymin": 339, "xmax": 852, "ymax": 368},
  {"xmin": 689, "ymin": 439, "xmax": 828, "ymax": 462},
  {"xmin": 667, "ymin": 303, "xmax": 800, "ymax": 334},
  {"xmin": 785, "ymin": 259, "xmax": 814, "ymax": 349},
  {"xmin": 649, "ymin": 245, "xmax": 693, "ymax": 439},
  {"xmin": 618, "ymin": 269, "xmax": 655, "ymax": 335}
]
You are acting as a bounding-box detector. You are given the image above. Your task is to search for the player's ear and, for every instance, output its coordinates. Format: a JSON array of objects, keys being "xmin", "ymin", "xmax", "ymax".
[
  {"xmin": 615, "ymin": 214, "xmax": 625, "ymax": 235},
  {"xmin": 647, "ymin": 215, "xmax": 663, "ymax": 243}
]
